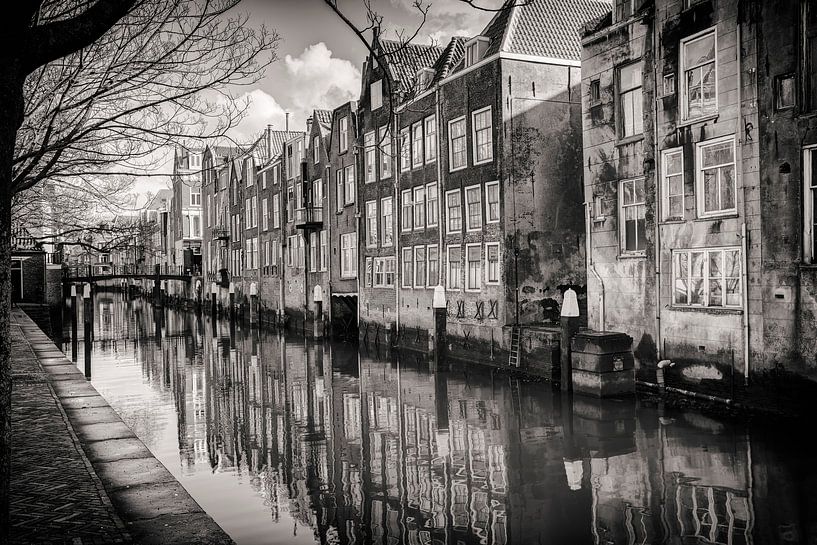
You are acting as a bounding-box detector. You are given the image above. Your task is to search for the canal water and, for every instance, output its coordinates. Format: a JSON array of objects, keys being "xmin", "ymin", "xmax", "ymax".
[{"xmin": 65, "ymin": 293, "xmax": 817, "ymax": 545}]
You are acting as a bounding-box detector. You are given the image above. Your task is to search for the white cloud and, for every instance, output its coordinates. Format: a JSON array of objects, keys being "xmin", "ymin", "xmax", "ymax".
[{"xmin": 226, "ymin": 89, "xmax": 288, "ymax": 143}]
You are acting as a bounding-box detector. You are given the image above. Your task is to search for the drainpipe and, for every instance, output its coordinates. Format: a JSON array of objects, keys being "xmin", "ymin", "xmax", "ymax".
[
  {"xmin": 736, "ymin": 21, "xmax": 751, "ymax": 385},
  {"xmin": 585, "ymin": 203, "xmax": 605, "ymax": 330},
  {"xmin": 392, "ymin": 107, "xmax": 400, "ymax": 338},
  {"xmin": 651, "ymin": 11, "xmax": 662, "ymax": 360},
  {"xmin": 435, "ymin": 87, "xmax": 444, "ymax": 288}
]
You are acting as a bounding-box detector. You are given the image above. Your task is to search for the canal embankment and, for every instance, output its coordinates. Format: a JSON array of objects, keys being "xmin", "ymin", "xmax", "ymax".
[{"xmin": 9, "ymin": 306, "xmax": 234, "ymax": 545}]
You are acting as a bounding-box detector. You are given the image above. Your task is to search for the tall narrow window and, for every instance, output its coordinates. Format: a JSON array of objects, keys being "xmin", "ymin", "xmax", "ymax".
[
  {"xmin": 673, "ymin": 248, "xmax": 741, "ymax": 308},
  {"xmin": 486, "ymin": 243, "xmax": 500, "ymax": 284},
  {"xmin": 465, "ymin": 185, "xmax": 482, "ymax": 230},
  {"xmin": 449, "ymin": 117, "xmax": 467, "ymax": 171},
  {"xmin": 401, "ymin": 189, "xmax": 413, "ymax": 232},
  {"xmin": 344, "ymin": 165, "xmax": 355, "ymax": 205},
  {"xmin": 424, "ymin": 116, "xmax": 437, "ymax": 163},
  {"xmin": 371, "ymin": 80, "xmax": 383, "ymax": 110},
  {"xmin": 618, "ymin": 62, "xmax": 643, "ymax": 137},
  {"xmin": 313, "ymin": 135, "xmax": 320, "ymax": 163},
  {"xmin": 427, "ymin": 245, "xmax": 439, "ymax": 286},
  {"xmin": 804, "ymin": 146, "xmax": 817, "ymax": 263},
  {"xmin": 472, "ymin": 107, "xmax": 493, "ymax": 164},
  {"xmin": 313, "ymin": 179, "xmax": 322, "ymax": 209},
  {"xmin": 309, "ymin": 232, "xmax": 318, "ymax": 272},
  {"xmin": 379, "ymin": 126, "xmax": 392, "ymax": 179},
  {"xmin": 662, "ymin": 148, "xmax": 684, "ymax": 219},
  {"xmin": 336, "ymin": 170, "xmax": 344, "ymax": 211},
  {"xmin": 620, "ymin": 178, "xmax": 646, "ymax": 253},
  {"xmin": 412, "ymin": 122, "xmax": 424, "ymax": 167},
  {"xmin": 381, "ymin": 197, "xmax": 393, "ymax": 246},
  {"xmin": 447, "ymin": 245, "xmax": 462, "ymax": 290},
  {"xmin": 402, "ymin": 247, "xmax": 413, "ymax": 288},
  {"xmin": 320, "ymin": 230, "xmax": 328, "ymax": 271},
  {"xmin": 385, "ymin": 257, "xmax": 396, "ymax": 286},
  {"xmin": 466, "ymin": 244, "xmax": 482, "ymax": 290},
  {"xmin": 697, "ymin": 136, "xmax": 736, "ymax": 216},
  {"xmin": 413, "ymin": 186, "xmax": 426, "ymax": 229},
  {"xmin": 339, "ymin": 116, "xmax": 349, "ymax": 152},
  {"xmin": 373, "ymin": 258, "xmax": 384, "ymax": 287},
  {"xmin": 681, "ymin": 29, "xmax": 717, "ymax": 120},
  {"xmin": 340, "ymin": 233, "xmax": 357, "ymax": 278},
  {"xmin": 366, "ymin": 200, "xmax": 378, "ymax": 247},
  {"xmin": 272, "ymin": 194, "xmax": 280, "ymax": 228},
  {"xmin": 426, "ymin": 182, "xmax": 438, "ymax": 227},
  {"xmin": 446, "ymin": 189, "xmax": 462, "ymax": 233},
  {"xmin": 262, "ymin": 198, "xmax": 269, "ymax": 230},
  {"xmin": 364, "ymin": 132, "xmax": 376, "ymax": 183},
  {"xmin": 485, "ymin": 181, "xmax": 500, "ymax": 223},
  {"xmin": 400, "ymin": 128, "xmax": 411, "ymax": 172},
  {"xmin": 414, "ymin": 246, "xmax": 426, "ymax": 288},
  {"xmin": 365, "ymin": 257, "xmax": 373, "ymax": 287}
]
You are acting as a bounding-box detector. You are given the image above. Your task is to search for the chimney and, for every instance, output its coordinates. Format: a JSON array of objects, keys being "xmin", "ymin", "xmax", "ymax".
[
  {"xmin": 266, "ymin": 124, "xmax": 272, "ymax": 158},
  {"xmin": 285, "ymin": 112, "xmax": 289, "ymax": 132},
  {"xmin": 306, "ymin": 116, "xmax": 313, "ymax": 135}
]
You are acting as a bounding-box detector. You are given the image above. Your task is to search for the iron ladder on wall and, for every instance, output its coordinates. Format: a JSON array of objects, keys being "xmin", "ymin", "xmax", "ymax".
[{"xmin": 509, "ymin": 325, "xmax": 522, "ymax": 367}]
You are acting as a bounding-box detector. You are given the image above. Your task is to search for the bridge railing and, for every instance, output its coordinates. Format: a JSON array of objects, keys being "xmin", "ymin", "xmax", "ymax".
[{"xmin": 63, "ymin": 263, "xmax": 201, "ymax": 279}]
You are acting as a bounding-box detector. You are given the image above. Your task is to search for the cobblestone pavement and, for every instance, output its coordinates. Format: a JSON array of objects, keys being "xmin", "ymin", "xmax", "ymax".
[{"xmin": 9, "ymin": 317, "xmax": 133, "ymax": 544}]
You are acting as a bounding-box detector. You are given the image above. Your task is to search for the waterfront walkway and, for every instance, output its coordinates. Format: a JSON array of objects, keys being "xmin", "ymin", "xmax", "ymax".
[{"xmin": 9, "ymin": 308, "xmax": 234, "ymax": 545}]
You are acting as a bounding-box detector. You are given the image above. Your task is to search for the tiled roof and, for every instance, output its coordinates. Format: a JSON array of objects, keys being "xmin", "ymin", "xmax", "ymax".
[
  {"xmin": 504, "ymin": 0, "xmax": 611, "ymax": 61},
  {"xmin": 268, "ymin": 130, "xmax": 304, "ymax": 159},
  {"xmin": 483, "ymin": 0, "xmax": 516, "ymax": 57},
  {"xmin": 379, "ymin": 39, "xmax": 445, "ymax": 86},
  {"xmin": 432, "ymin": 37, "xmax": 466, "ymax": 83},
  {"xmin": 313, "ymin": 109, "xmax": 333, "ymax": 137}
]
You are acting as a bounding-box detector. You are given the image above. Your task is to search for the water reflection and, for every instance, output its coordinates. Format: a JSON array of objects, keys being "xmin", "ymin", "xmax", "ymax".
[{"xmin": 69, "ymin": 296, "xmax": 817, "ymax": 545}]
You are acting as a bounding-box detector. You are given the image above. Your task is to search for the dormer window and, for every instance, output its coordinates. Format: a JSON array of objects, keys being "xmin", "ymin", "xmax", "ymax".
[
  {"xmin": 464, "ymin": 36, "xmax": 489, "ymax": 67},
  {"xmin": 416, "ymin": 68, "xmax": 434, "ymax": 90}
]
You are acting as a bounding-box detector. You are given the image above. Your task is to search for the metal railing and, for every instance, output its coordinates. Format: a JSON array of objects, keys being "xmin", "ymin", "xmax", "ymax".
[{"xmin": 294, "ymin": 206, "xmax": 323, "ymax": 225}]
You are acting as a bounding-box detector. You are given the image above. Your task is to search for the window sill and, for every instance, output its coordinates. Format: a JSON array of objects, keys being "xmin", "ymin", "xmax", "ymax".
[
  {"xmin": 676, "ymin": 113, "xmax": 719, "ymax": 128},
  {"xmin": 668, "ymin": 305, "xmax": 743, "ymax": 315},
  {"xmin": 660, "ymin": 216, "xmax": 685, "ymax": 224},
  {"xmin": 694, "ymin": 212, "xmax": 739, "ymax": 222},
  {"xmin": 618, "ymin": 252, "xmax": 647, "ymax": 259},
  {"xmin": 449, "ymin": 166, "xmax": 467, "ymax": 173},
  {"xmin": 473, "ymin": 158, "xmax": 494, "ymax": 166},
  {"xmin": 616, "ymin": 134, "xmax": 644, "ymax": 147}
]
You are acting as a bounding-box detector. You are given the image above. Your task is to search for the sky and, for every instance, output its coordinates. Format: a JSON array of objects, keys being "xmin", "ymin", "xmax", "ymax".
[{"xmin": 135, "ymin": 0, "xmax": 497, "ymax": 199}]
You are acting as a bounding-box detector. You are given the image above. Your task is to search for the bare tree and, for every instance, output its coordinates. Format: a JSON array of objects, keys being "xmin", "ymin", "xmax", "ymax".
[{"xmin": 0, "ymin": 0, "xmax": 276, "ymax": 533}]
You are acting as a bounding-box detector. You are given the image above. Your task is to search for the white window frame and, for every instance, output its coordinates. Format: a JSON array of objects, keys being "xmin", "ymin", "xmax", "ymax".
[
  {"xmin": 618, "ymin": 61, "xmax": 643, "ymax": 138},
  {"xmin": 805, "ymin": 146, "xmax": 817, "ymax": 263},
  {"xmin": 465, "ymin": 243, "xmax": 482, "ymax": 292},
  {"xmin": 619, "ymin": 177, "xmax": 647, "ymax": 255},
  {"xmin": 400, "ymin": 127, "xmax": 411, "ymax": 172},
  {"xmin": 672, "ymin": 247, "xmax": 742, "ymax": 308},
  {"xmin": 336, "ymin": 169, "xmax": 344, "ymax": 212},
  {"xmin": 485, "ymin": 242, "xmax": 500, "ymax": 285},
  {"xmin": 448, "ymin": 116, "xmax": 467, "ymax": 172},
  {"xmin": 485, "ymin": 181, "xmax": 500, "ymax": 223},
  {"xmin": 381, "ymin": 196, "xmax": 394, "ymax": 247},
  {"xmin": 339, "ymin": 116, "xmax": 349, "ymax": 152},
  {"xmin": 371, "ymin": 80, "xmax": 383, "ymax": 111},
  {"xmin": 309, "ymin": 232, "xmax": 318, "ymax": 272},
  {"xmin": 320, "ymin": 230, "xmax": 328, "ymax": 271},
  {"xmin": 379, "ymin": 126, "xmax": 392, "ymax": 180},
  {"xmin": 340, "ymin": 232, "xmax": 357, "ymax": 278},
  {"xmin": 680, "ymin": 28, "xmax": 718, "ymax": 121},
  {"xmin": 695, "ymin": 135, "xmax": 736, "ymax": 218},
  {"xmin": 344, "ymin": 165, "xmax": 355, "ymax": 205},
  {"xmin": 426, "ymin": 182, "xmax": 439, "ymax": 228},
  {"xmin": 313, "ymin": 135, "xmax": 320, "ymax": 164},
  {"xmin": 465, "ymin": 184, "xmax": 483, "ymax": 231},
  {"xmin": 471, "ymin": 106, "xmax": 493, "ymax": 165},
  {"xmin": 424, "ymin": 115, "xmax": 437, "ymax": 164},
  {"xmin": 191, "ymin": 190, "xmax": 202, "ymax": 206},
  {"xmin": 402, "ymin": 247, "xmax": 413, "ymax": 289},
  {"xmin": 262, "ymin": 198, "xmax": 269, "ymax": 231},
  {"xmin": 412, "ymin": 121, "xmax": 424, "ymax": 168},
  {"xmin": 272, "ymin": 194, "xmax": 281, "ymax": 228},
  {"xmin": 414, "ymin": 245, "xmax": 427, "ymax": 288},
  {"xmin": 365, "ymin": 256, "xmax": 374, "ymax": 287},
  {"xmin": 446, "ymin": 189, "xmax": 462, "ymax": 234},
  {"xmin": 364, "ymin": 131, "xmax": 376, "ymax": 183},
  {"xmin": 413, "ymin": 185, "xmax": 426, "ymax": 230},
  {"xmin": 365, "ymin": 200, "xmax": 378, "ymax": 248},
  {"xmin": 426, "ymin": 244, "xmax": 439, "ymax": 287},
  {"xmin": 446, "ymin": 244, "xmax": 462, "ymax": 291},
  {"xmin": 662, "ymin": 147, "xmax": 685, "ymax": 220},
  {"xmin": 401, "ymin": 189, "xmax": 413, "ymax": 232}
]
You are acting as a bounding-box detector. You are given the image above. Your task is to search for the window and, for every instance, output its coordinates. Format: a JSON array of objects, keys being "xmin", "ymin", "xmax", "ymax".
[
  {"xmin": 485, "ymin": 181, "xmax": 500, "ymax": 223},
  {"xmin": 379, "ymin": 127, "xmax": 392, "ymax": 179},
  {"xmin": 663, "ymin": 73, "xmax": 676, "ymax": 97},
  {"xmin": 466, "ymin": 244, "xmax": 482, "ymax": 290},
  {"xmin": 191, "ymin": 215, "xmax": 201, "ymax": 238},
  {"xmin": 286, "ymin": 185, "xmax": 294, "ymax": 222},
  {"xmin": 374, "ymin": 257, "xmax": 396, "ymax": 287},
  {"xmin": 464, "ymin": 37, "xmax": 488, "ymax": 67},
  {"xmin": 191, "ymin": 190, "xmax": 201, "ymax": 206},
  {"xmin": 427, "ymin": 245, "xmax": 439, "ymax": 286},
  {"xmin": 486, "ymin": 243, "xmax": 500, "ymax": 284},
  {"xmin": 402, "ymin": 248, "xmax": 413, "ymax": 288},
  {"xmin": 424, "ymin": 116, "xmax": 436, "ymax": 163},
  {"xmin": 697, "ymin": 136, "xmax": 736, "ymax": 216},
  {"xmin": 426, "ymin": 182, "xmax": 438, "ymax": 227},
  {"xmin": 414, "ymin": 246, "xmax": 427, "ymax": 288},
  {"xmin": 775, "ymin": 74, "xmax": 796, "ymax": 110},
  {"xmin": 297, "ymin": 234, "xmax": 305, "ymax": 267},
  {"xmin": 320, "ymin": 230, "xmax": 328, "ymax": 271},
  {"xmin": 673, "ymin": 248, "xmax": 741, "ymax": 308},
  {"xmin": 339, "ymin": 116, "xmax": 348, "ymax": 152},
  {"xmin": 446, "ymin": 189, "xmax": 462, "ymax": 233},
  {"xmin": 449, "ymin": 117, "xmax": 467, "ymax": 171},
  {"xmin": 662, "ymin": 149, "xmax": 684, "ymax": 220},
  {"xmin": 589, "ymin": 79, "xmax": 601, "ymax": 104},
  {"xmin": 246, "ymin": 238, "xmax": 259, "ymax": 269},
  {"xmin": 401, "ymin": 189, "xmax": 413, "ymax": 232},
  {"xmin": 262, "ymin": 198, "xmax": 269, "ymax": 230},
  {"xmin": 336, "ymin": 170, "xmax": 344, "ymax": 211},
  {"xmin": 272, "ymin": 194, "xmax": 280, "ymax": 228},
  {"xmin": 313, "ymin": 179, "xmax": 322, "ymax": 208},
  {"xmin": 447, "ymin": 245, "xmax": 462, "ymax": 290},
  {"xmin": 804, "ymin": 146, "xmax": 817, "ymax": 263},
  {"xmin": 366, "ymin": 200, "xmax": 378, "ymax": 247},
  {"xmin": 261, "ymin": 171, "xmax": 267, "ymax": 190},
  {"xmin": 620, "ymin": 178, "xmax": 646, "ymax": 253},
  {"xmin": 340, "ymin": 233, "xmax": 357, "ymax": 278},
  {"xmin": 681, "ymin": 29, "xmax": 717, "ymax": 120},
  {"xmin": 371, "ymin": 80, "xmax": 383, "ymax": 110},
  {"xmin": 246, "ymin": 160, "xmax": 254, "ymax": 187},
  {"xmin": 381, "ymin": 197, "xmax": 393, "ymax": 246},
  {"xmin": 273, "ymin": 165, "xmax": 280, "ymax": 184},
  {"xmin": 472, "ymin": 107, "xmax": 493, "ymax": 164},
  {"xmin": 465, "ymin": 185, "xmax": 482, "ymax": 231},
  {"xmin": 310, "ymin": 232, "xmax": 318, "ymax": 272},
  {"xmin": 413, "ymin": 186, "xmax": 426, "ymax": 229},
  {"xmin": 364, "ymin": 132, "xmax": 376, "ymax": 183},
  {"xmin": 264, "ymin": 240, "xmax": 270, "ymax": 267},
  {"xmin": 245, "ymin": 198, "xmax": 251, "ymax": 228},
  {"xmin": 400, "ymin": 128, "xmax": 411, "ymax": 172},
  {"xmin": 618, "ymin": 62, "xmax": 643, "ymax": 137},
  {"xmin": 365, "ymin": 257, "xmax": 373, "ymax": 287},
  {"xmin": 412, "ymin": 122, "xmax": 424, "ymax": 167},
  {"xmin": 287, "ymin": 144, "xmax": 295, "ymax": 180},
  {"xmin": 313, "ymin": 135, "xmax": 320, "ymax": 163},
  {"xmin": 344, "ymin": 165, "xmax": 355, "ymax": 205}
]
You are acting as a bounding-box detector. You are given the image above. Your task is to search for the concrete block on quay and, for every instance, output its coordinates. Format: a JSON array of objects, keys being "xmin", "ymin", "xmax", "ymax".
[{"xmin": 572, "ymin": 368, "xmax": 636, "ymax": 398}]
